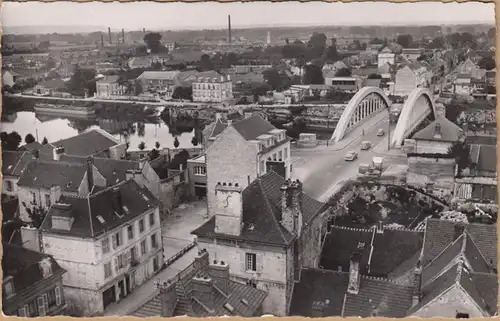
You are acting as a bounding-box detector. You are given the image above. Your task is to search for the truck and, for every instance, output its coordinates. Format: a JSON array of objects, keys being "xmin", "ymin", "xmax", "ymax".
[{"xmin": 357, "ymin": 157, "xmax": 384, "ymax": 179}]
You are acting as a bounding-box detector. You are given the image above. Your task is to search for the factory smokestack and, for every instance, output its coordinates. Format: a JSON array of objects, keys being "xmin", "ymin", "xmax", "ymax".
[
  {"xmin": 108, "ymin": 27, "xmax": 112, "ymax": 44},
  {"xmin": 122, "ymin": 28, "xmax": 125, "ymax": 44},
  {"xmin": 101, "ymin": 33, "xmax": 104, "ymax": 48},
  {"xmin": 228, "ymin": 15, "xmax": 232, "ymax": 44},
  {"xmin": 143, "ymin": 28, "xmax": 146, "ymax": 34}
]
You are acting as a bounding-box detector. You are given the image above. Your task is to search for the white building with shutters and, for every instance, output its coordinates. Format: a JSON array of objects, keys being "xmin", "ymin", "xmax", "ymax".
[{"xmin": 38, "ymin": 180, "xmax": 163, "ymax": 316}]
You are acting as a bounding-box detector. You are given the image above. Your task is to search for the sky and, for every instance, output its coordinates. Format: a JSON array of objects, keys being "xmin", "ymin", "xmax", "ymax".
[{"xmin": 1, "ymin": 1, "xmax": 495, "ymax": 31}]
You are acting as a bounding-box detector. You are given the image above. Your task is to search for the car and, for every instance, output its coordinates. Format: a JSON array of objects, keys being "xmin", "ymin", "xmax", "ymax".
[
  {"xmin": 344, "ymin": 151, "xmax": 358, "ymax": 161},
  {"xmin": 360, "ymin": 141, "xmax": 372, "ymax": 150},
  {"xmin": 377, "ymin": 129, "xmax": 385, "ymax": 136}
]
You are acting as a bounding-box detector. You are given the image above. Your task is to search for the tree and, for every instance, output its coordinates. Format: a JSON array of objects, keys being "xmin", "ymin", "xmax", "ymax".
[
  {"xmin": 307, "ymin": 32, "xmax": 327, "ymax": 59},
  {"xmin": 42, "ymin": 137, "xmax": 49, "ymax": 145},
  {"xmin": 173, "ymin": 137, "xmax": 180, "ymax": 148},
  {"xmin": 447, "ymin": 142, "xmax": 471, "ymax": 176},
  {"xmin": 155, "ymin": 141, "xmax": 160, "ymax": 149},
  {"xmin": 24, "ymin": 133, "xmax": 36, "ymax": 144},
  {"xmin": 134, "ymin": 81, "xmax": 143, "ymax": 96},
  {"xmin": 148, "ymin": 148, "xmax": 160, "ymax": 160},
  {"xmin": 198, "ymin": 54, "xmax": 214, "ymax": 71},
  {"xmin": 191, "ymin": 136, "xmax": 199, "ymax": 146},
  {"xmin": 477, "ymin": 57, "xmax": 495, "ymax": 71},
  {"xmin": 303, "ymin": 65, "xmax": 324, "ymax": 85},
  {"xmin": 487, "ymin": 27, "xmax": 496, "ymax": 40},
  {"xmin": 67, "ymin": 65, "xmax": 97, "ymax": 97},
  {"xmin": 22, "ymin": 202, "xmax": 48, "ymax": 228},
  {"xmin": 143, "ymin": 32, "xmax": 162, "ymax": 53},
  {"xmin": 1, "ymin": 131, "xmax": 22, "ymax": 151},
  {"xmin": 252, "ymin": 83, "xmax": 272, "ymax": 100},
  {"xmin": 396, "ymin": 34, "xmax": 413, "ymax": 48},
  {"xmin": 263, "ymin": 68, "xmax": 283, "ymax": 91},
  {"xmin": 172, "ymin": 86, "xmax": 193, "ymax": 101},
  {"xmin": 335, "ymin": 67, "xmax": 352, "ymax": 77},
  {"xmin": 138, "ymin": 141, "xmax": 146, "ymax": 151},
  {"xmin": 367, "ymin": 73, "xmax": 382, "ymax": 79},
  {"xmin": 322, "ymin": 45, "xmax": 339, "ymax": 62}
]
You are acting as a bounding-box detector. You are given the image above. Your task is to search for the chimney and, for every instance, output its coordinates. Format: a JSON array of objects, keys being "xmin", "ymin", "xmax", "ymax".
[
  {"xmin": 210, "ymin": 260, "xmax": 230, "ymax": 294},
  {"xmin": 412, "ymin": 260, "xmax": 423, "ymax": 307},
  {"xmin": 228, "ymin": 15, "xmax": 232, "ymax": 44},
  {"xmin": 53, "ymin": 146, "xmax": 65, "ymax": 161},
  {"xmin": 194, "ymin": 249, "xmax": 210, "ymax": 269},
  {"xmin": 376, "ymin": 221, "xmax": 384, "ymax": 234},
  {"xmin": 280, "ymin": 179, "xmax": 303, "ymax": 236},
  {"xmin": 215, "ymin": 113, "xmax": 222, "ymax": 121},
  {"xmin": 454, "ymin": 224, "xmax": 466, "ymax": 240},
  {"xmin": 51, "ymin": 203, "xmax": 75, "ymax": 231},
  {"xmin": 31, "ymin": 149, "xmax": 40, "ymax": 159},
  {"xmin": 112, "ymin": 187, "xmax": 123, "ymax": 214},
  {"xmin": 101, "ymin": 33, "xmax": 104, "ymax": 48},
  {"xmin": 159, "ymin": 280, "xmax": 177, "ymax": 317},
  {"xmin": 122, "ymin": 29, "xmax": 125, "ymax": 44},
  {"xmin": 143, "ymin": 28, "xmax": 146, "ymax": 34},
  {"xmin": 266, "ymin": 160, "xmax": 286, "ymax": 178},
  {"xmin": 244, "ymin": 112, "xmax": 252, "ymax": 119},
  {"xmin": 433, "ymin": 122, "xmax": 442, "ymax": 139},
  {"xmin": 192, "ymin": 275, "xmax": 214, "ymax": 309},
  {"xmin": 214, "ymin": 182, "xmax": 243, "ymax": 236},
  {"xmin": 108, "ymin": 27, "xmax": 112, "ymax": 44},
  {"xmin": 86, "ymin": 157, "xmax": 94, "ymax": 193},
  {"xmin": 347, "ymin": 251, "xmax": 362, "ymax": 294},
  {"xmin": 49, "ymin": 185, "xmax": 62, "ymax": 205}
]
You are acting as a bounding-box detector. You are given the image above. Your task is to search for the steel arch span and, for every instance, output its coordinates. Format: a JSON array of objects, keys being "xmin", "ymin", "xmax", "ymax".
[
  {"xmin": 390, "ymin": 88, "xmax": 437, "ymax": 148},
  {"xmin": 330, "ymin": 86, "xmax": 391, "ymax": 142}
]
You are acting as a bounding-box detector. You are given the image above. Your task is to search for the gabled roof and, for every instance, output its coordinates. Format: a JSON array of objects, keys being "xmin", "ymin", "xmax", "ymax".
[
  {"xmin": 97, "ymin": 75, "xmax": 121, "ymax": 84},
  {"xmin": 2, "ymin": 151, "xmax": 35, "ymax": 177},
  {"xmin": 40, "ymin": 179, "xmax": 159, "ymax": 238},
  {"xmin": 412, "ymin": 116, "xmax": 464, "ymax": 143},
  {"xmin": 137, "ymin": 71, "xmax": 180, "ymax": 81},
  {"xmin": 40, "ymin": 129, "xmax": 119, "ymax": 157},
  {"xmin": 231, "ymin": 115, "xmax": 277, "ymax": 141},
  {"xmin": 192, "ymin": 171, "xmax": 327, "ymax": 246}
]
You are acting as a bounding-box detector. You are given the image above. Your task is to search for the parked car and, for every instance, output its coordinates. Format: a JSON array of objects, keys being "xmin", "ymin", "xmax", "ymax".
[
  {"xmin": 360, "ymin": 141, "xmax": 372, "ymax": 150},
  {"xmin": 344, "ymin": 151, "xmax": 358, "ymax": 161},
  {"xmin": 377, "ymin": 129, "xmax": 385, "ymax": 136}
]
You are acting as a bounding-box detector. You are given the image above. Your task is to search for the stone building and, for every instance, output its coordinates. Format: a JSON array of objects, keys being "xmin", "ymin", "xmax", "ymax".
[
  {"xmin": 96, "ymin": 75, "xmax": 127, "ymax": 99},
  {"xmin": 393, "ymin": 63, "xmax": 429, "ymax": 96},
  {"xmin": 408, "ymin": 116, "xmax": 465, "ymax": 154},
  {"xmin": 38, "ymin": 180, "xmax": 163, "ymax": 316},
  {"xmin": 192, "ymin": 74, "xmax": 233, "ymax": 103},
  {"xmin": 192, "ymin": 173, "xmax": 329, "ymax": 316},
  {"xmin": 377, "ymin": 47, "xmax": 396, "ymax": 68}
]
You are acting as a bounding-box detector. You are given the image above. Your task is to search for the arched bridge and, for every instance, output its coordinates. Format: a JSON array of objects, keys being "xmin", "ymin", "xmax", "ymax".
[
  {"xmin": 390, "ymin": 88, "xmax": 437, "ymax": 148},
  {"xmin": 330, "ymin": 87, "xmax": 390, "ymax": 142}
]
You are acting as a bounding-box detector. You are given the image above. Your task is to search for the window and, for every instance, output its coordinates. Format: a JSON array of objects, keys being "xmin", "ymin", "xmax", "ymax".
[
  {"xmin": 115, "ymin": 253, "xmax": 127, "ymax": 272},
  {"xmin": 18, "ymin": 305, "xmax": 29, "ymax": 317},
  {"xmin": 102, "ymin": 238, "xmax": 110, "ymax": 254},
  {"xmin": 278, "ymin": 151, "xmax": 283, "ymax": 161},
  {"xmin": 130, "ymin": 246, "xmax": 138, "ymax": 262},
  {"xmin": 194, "ymin": 166, "xmax": 206, "ymax": 176},
  {"xmin": 151, "ymin": 233, "xmax": 158, "ymax": 249},
  {"xmin": 245, "ymin": 253, "xmax": 257, "ymax": 272},
  {"xmin": 31, "ymin": 192, "xmax": 36, "ymax": 203},
  {"xmin": 456, "ymin": 313, "xmax": 470, "ymax": 319},
  {"xmin": 127, "ymin": 225, "xmax": 134, "ymax": 240},
  {"xmin": 139, "ymin": 219, "xmax": 145, "ymax": 233},
  {"xmin": 6, "ymin": 180, "xmax": 13, "ymax": 192},
  {"xmin": 37, "ymin": 295, "xmax": 47, "ymax": 316},
  {"xmin": 3, "ymin": 279, "xmax": 14, "ymax": 298},
  {"xmin": 153, "ymin": 256, "xmax": 160, "ymax": 272},
  {"xmin": 149, "ymin": 213, "xmax": 155, "ymax": 227},
  {"xmin": 284, "ymin": 147, "xmax": 288, "ymax": 159},
  {"xmin": 44, "ymin": 194, "xmax": 51, "ymax": 207},
  {"xmin": 141, "ymin": 239, "xmax": 147, "ymax": 255},
  {"xmin": 47, "ymin": 287, "xmax": 59, "ymax": 309},
  {"xmin": 112, "ymin": 232, "xmax": 122, "ymax": 249},
  {"xmin": 272, "ymin": 153, "xmax": 277, "ymax": 161},
  {"xmin": 104, "ymin": 262, "xmax": 112, "ymax": 279}
]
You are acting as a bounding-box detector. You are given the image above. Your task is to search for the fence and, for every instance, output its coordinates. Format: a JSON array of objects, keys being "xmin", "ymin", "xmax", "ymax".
[{"xmin": 164, "ymin": 241, "xmax": 197, "ymax": 269}]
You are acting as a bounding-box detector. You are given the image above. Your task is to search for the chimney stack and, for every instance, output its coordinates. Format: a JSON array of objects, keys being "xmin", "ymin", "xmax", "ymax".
[
  {"xmin": 433, "ymin": 122, "xmax": 442, "ymax": 139},
  {"xmin": 159, "ymin": 280, "xmax": 177, "ymax": 317},
  {"xmin": 228, "ymin": 15, "xmax": 232, "ymax": 44},
  {"xmin": 122, "ymin": 28, "xmax": 125, "ymax": 44},
  {"xmin": 86, "ymin": 157, "xmax": 94, "ymax": 194},
  {"xmin": 53, "ymin": 146, "xmax": 65, "ymax": 161},
  {"xmin": 112, "ymin": 187, "xmax": 123, "ymax": 214},
  {"xmin": 280, "ymin": 179, "xmax": 303, "ymax": 236},
  {"xmin": 143, "ymin": 28, "xmax": 146, "ymax": 34},
  {"xmin": 108, "ymin": 27, "xmax": 112, "ymax": 44},
  {"xmin": 347, "ymin": 251, "xmax": 362, "ymax": 294},
  {"xmin": 101, "ymin": 33, "xmax": 104, "ymax": 48},
  {"xmin": 214, "ymin": 182, "xmax": 243, "ymax": 236},
  {"xmin": 412, "ymin": 259, "xmax": 423, "ymax": 307},
  {"xmin": 210, "ymin": 260, "xmax": 230, "ymax": 294},
  {"xmin": 192, "ymin": 276, "xmax": 214, "ymax": 309}
]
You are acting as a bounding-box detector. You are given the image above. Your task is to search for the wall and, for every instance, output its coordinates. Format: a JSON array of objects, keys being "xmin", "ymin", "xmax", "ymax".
[
  {"xmin": 64, "ymin": 286, "xmax": 103, "ymax": 316},
  {"xmin": 299, "ymin": 211, "xmax": 325, "ymax": 269},
  {"xmin": 414, "ymin": 140, "xmax": 453, "ymax": 154},
  {"xmin": 3, "ymin": 176, "xmax": 19, "ymax": 197},
  {"xmin": 411, "ymin": 285, "xmax": 486, "ymax": 318},
  {"xmin": 258, "ymin": 142, "xmax": 291, "ymax": 179},
  {"xmin": 394, "ymin": 67, "xmax": 417, "ymax": 96},
  {"xmin": 197, "ymin": 237, "xmax": 288, "ymax": 316},
  {"xmin": 206, "ymin": 126, "xmax": 260, "ymax": 216},
  {"xmin": 109, "ymin": 143, "xmax": 128, "ymax": 160},
  {"xmin": 18, "ymin": 186, "xmax": 71, "ymax": 222},
  {"xmin": 187, "ymin": 159, "xmax": 207, "ymax": 199}
]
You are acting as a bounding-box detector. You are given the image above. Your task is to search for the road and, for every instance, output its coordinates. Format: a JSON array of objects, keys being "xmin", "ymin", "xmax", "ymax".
[{"xmin": 291, "ymin": 118, "xmax": 406, "ymax": 202}]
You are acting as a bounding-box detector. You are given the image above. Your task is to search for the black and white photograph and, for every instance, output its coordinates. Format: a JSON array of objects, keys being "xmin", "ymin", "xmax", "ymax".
[{"xmin": 1, "ymin": 1, "xmax": 497, "ymax": 318}]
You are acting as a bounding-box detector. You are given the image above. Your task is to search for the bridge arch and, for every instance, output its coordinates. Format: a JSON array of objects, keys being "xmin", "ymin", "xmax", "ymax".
[
  {"xmin": 391, "ymin": 88, "xmax": 437, "ymax": 148},
  {"xmin": 330, "ymin": 86, "xmax": 391, "ymax": 142}
]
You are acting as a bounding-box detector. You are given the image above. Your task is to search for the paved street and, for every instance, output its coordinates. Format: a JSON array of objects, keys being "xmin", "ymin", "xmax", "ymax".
[{"xmin": 291, "ymin": 115, "xmax": 407, "ymax": 202}]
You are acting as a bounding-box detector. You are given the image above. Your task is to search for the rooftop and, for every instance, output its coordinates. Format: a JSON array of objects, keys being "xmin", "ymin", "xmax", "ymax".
[
  {"xmin": 40, "ymin": 129, "xmax": 119, "ymax": 157},
  {"xmin": 412, "ymin": 116, "xmax": 464, "ymax": 143}
]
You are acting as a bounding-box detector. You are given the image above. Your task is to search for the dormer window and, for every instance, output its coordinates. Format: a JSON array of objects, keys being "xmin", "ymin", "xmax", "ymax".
[{"xmin": 3, "ymin": 276, "xmax": 15, "ymax": 298}]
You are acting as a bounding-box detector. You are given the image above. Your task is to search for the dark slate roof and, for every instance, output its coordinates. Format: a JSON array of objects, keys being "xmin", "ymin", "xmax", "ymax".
[
  {"xmin": 18, "ymin": 141, "xmax": 44, "ymax": 152},
  {"xmin": 2, "ymin": 243, "xmax": 65, "ymax": 299},
  {"xmin": 413, "ymin": 116, "xmax": 464, "ymax": 143},
  {"xmin": 470, "ymin": 272, "xmax": 498, "ymax": 316},
  {"xmin": 470, "ymin": 144, "xmax": 497, "ymax": 173},
  {"xmin": 231, "ymin": 115, "xmax": 277, "ymax": 141},
  {"xmin": 290, "ymin": 268, "xmax": 349, "ymax": 317},
  {"xmin": 16, "ymin": 160, "xmax": 87, "ymax": 193},
  {"xmin": 422, "ymin": 218, "xmax": 497, "ymax": 268},
  {"xmin": 40, "ymin": 129, "xmax": 118, "ymax": 157},
  {"xmin": 343, "ymin": 277, "xmax": 413, "ymax": 317},
  {"xmin": 192, "ymin": 172, "xmax": 327, "ymax": 246},
  {"xmin": 321, "ymin": 226, "xmax": 424, "ymax": 277},
  {"xmin": 40, "ymin": 180, "xmax": 159, "ymax": 238},
  {"xmin": 2, "ymin": 151, "xmax": 35, "ymax": 177},
  {"xmin": 209, "ymin": 119, "xmax": 230, "ymax": 139}
]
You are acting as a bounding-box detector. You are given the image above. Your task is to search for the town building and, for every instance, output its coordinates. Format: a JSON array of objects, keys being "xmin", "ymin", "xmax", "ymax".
[
  {"xmin": 2, "ymin": 70, "xmax": 21, "ymax": 87},
  {"xmin": 37, "ymin": 179, "xmax": 163, "ymax": 316},
  {"xmin": 378, "ymin": 47, "xmax": 396, "ymax": 68},
  {"xmin": 323, "ymin": 76, "xmax": 359, "ymax": 92},
  {"xmin": 192, "ymin": 173, "xmax": 329, "ymax": 316},
  {"xmin": 96, "ymin": 75, "xmax": 127, "ymax": 99},
  {"xmin": 401, "ymin": 48, "xmax": 425, "ymax": 61},
  {"xmin": 453, "ymin": 75, "xmax": 487, "ymax": 96},
  {"xmin": 393, "ymin": 63, "xmax": 429, "ymax": 96},
  {"xmin": 322, "ymin": 61, "xmax": 348, "ymax": 76},
  {"xmin": 409, "ymin": 116, "xmax": 465, "ymax": 154},
  {"xmin": 2, "ymin": 151, "xmax": 36, "ymax": 199},
  {"xmin": 192, "ymin": 74, "xmax": 233, "ymax": 103},
  {"xmin": 187, "ymin": 154, "xmax": 207, "ymax": 200},
  {"xmin": 131, "ymin": 249, "xmax": 268, "ymax": 317},
  {"xmin": 2, "ymin": 243, "xmax": 67, "ymax": 317},
  {"xmin": 136, "ymin": 71, "xmax": 181, "ymax": 100},
  {"xmin": 457, "ymin": 58, "xmax": 486, "ymax": 79},
  {"xmin": 34, "ymin": 79, "xmax": 68, "ymax": 97},
  {"xmin": 204, "ymin": 115, "xmax": 292, "ymax": 217}
]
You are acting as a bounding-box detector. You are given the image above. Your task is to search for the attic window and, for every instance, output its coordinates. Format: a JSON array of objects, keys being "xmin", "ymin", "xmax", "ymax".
[
  {"xmin": 122, "ymin": 206, "xmax": 130, "ymax": 214},
  {"xmin": 248, "ymin": 224, "xmax": 255, "ymax": 231},
  {"xmin": 223, "ymin": 303, "xmax": 235, "ymax": 313},
  {"xmin": 97, "ymin": 215, "xmax": 106, "ymax": 224},
  {"xmin": 115, "ymin": 211, "xmax": 124, "ymax": 219},
  {"xmin": 66, "ymin": 182, "xmax": 72, "ymax": 188},
  {"xmin": 141, "ymin": 194, "xmax": 149, "ymax": 201},
  {"xmin": 240, "ymin": 299, "xmax": 248, "ymax": 306}
]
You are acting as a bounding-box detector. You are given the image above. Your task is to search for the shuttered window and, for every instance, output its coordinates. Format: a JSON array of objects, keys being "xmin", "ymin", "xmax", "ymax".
[
  {"xmin": 37, "ymin": 296, "xmax": 46, "ymax": 316},
  {"xmin": 55, "ymin": 287, "xmax": 62, "ymax": 306}
]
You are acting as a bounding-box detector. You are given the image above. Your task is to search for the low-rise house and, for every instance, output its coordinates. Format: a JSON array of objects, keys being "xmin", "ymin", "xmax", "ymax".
[
  {"xmin": 34, "ymin": 79, "xmax": 68, "ymax": 97},
  {"xmin": 192, "ymin": 74, "xmax": 233, "ymax": 103},
  {"xmin": 322, "ymin": 61, "xmax": 348, "ymax": 76},
  {"xmin": 393, "ymin": 63, "xmax": 429, "ymax": 96},
  {"xmin": 131, "ymin": 250, "xmax": 268, "ymax": 317},
  {"xmin": 453, "ymin": 75, "xmax": 487, "ymax": 96},
  {"xmin": 409, "ymin": 116, "xmax": 465, "ymax": 154},
  {"xmin": 378, "ymin": 47, "xmax": 396, "ymax": 68},
  {"xmin": 136, "ymin": 71, "xmax": 181, "ymax": 100},
  {"xmin": 457, "ymin": 58, "xmax": 486, "ymax": 79},
  {"xmin": 2, "ymin": 151, "xmax": 36, "ymax": 198},
  {"xmin": 127, "ymin": 57, "xmax": 153, "ymax": 70},
  {"xmin": 192, "ymin": 173, "xmax": 329, "ymax": 316},
  {"xmin": 323, "ymin": 76, "xmax": 359, "ymax": 92},
  {"xmin": 38, "ymin": 180, "xmax": 163, "ymax": 316},
  {"xmin": 2, "ymin": 243, "xmax": 67, "ymax": 317},
  {"xmin": 2, "ymin": 70, "xmax": 21, "ymax": 87},
  {"xmin": 96, "ymin": 75, "xmax": 127, "ymax": 99}
]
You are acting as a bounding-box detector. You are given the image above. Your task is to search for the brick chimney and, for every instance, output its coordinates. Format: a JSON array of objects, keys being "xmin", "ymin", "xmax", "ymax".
[
  {"xmin": 86, "ymin": 157, "xmax": 94, "ymax": 193},
  {"xmin": 280, "ymin": 179, "xmax": 303, "ymax": 236},
  {"xmin": 214, "ymin": 182, "xmax": 243, "ymax": 236},
  {"xmin": 433, "ymin": 122, "xmax": 442, "ymax": 139},
  {"xmin": 192, "ymin": 276, "xmax": 214, "ymax": 310},
  {"xmin": 347, "ymin": 251, "xmax": 362, "ymax": 294},
  {"xmin": 209, "ymin": 260, "xmax": 230, "ymax": 294},
  {"xmin": 52, "ymin": 146, "xmax": 65, "ymax": 161},
  {"xmin": 159, "ymin": 279, "xmax": 177, "ymax": 317},
  {"xmin": 412, "ymin": 259, "xmax": 423, "ymax": 307}
]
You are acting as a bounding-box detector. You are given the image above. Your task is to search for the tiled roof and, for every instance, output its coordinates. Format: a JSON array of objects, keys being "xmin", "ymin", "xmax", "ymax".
[
  {"xmin": 138, "ymin": 71, "xmax": 180, "ymax": 81},
  {"xmin": 290, "ymin": 268, "xmax": 349, "ymax": 317},
  {"xmin": 2, "ymin": 151, "xmax": 35, "ymax": 177},
  {"xmin": 192, "ymin": 171, "xmax": 327, "ymax": 246},
  {"xmin": 17, "ymin": 160, "xmax": 88, "ymax": 193},
  {"xmin": 422, "ymin": 218, "xmax": 497, "ymax": 268},
  {"xmin": 470, "ymin": 272, "xmax": 498, "ymax": 315},
  {"xmin": 232, "ymin": 115, "xmax": 277, "ymax": 141},
  {"xmin": 40, "ymin": 129, "xmax": 119, "ymax": 157},
  {"xmin": 470, "ymin": 144, "xmax": 497, "ymax": 173},
  {"xmin": 413, "ymin": 116, "xmax": 464, "ymax": 142},
  {"xmin": 18, "ymin": 141, "xmax": 44, "ymax": 152},
  {"xmin": 2, "ymin": 243, "xmax": 65, "ymax": 299},
  {"xmin": 40, "ymin": 180, "xmax": 159, "ymax": 238},
  {"xmin": 321, "ymin": 226, "xmax": 424, "ymax": 277}
]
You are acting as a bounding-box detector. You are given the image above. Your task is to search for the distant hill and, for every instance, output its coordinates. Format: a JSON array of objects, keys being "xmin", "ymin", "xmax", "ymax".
[{"xmin": 3, "ymin": 25, "xmax": 120, "ymax": 35}]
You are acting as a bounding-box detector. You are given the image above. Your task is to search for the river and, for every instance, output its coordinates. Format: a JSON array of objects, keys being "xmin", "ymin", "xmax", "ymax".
[{"xmin": 0, "ymin": 111, "xmax": 198, "ymax": 151}]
